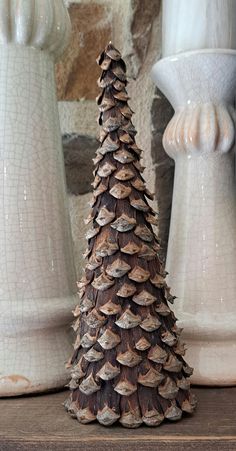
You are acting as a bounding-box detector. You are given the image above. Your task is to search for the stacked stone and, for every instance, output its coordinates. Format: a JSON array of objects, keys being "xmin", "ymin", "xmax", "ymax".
[{"xmin": 65, "ymin": 43, "xmax": 196, "ymax": 428}]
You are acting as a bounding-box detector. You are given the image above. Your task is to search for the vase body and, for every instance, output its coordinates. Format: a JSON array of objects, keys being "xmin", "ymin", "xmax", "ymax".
[
  {"xmin": 152, "ymin": 50, "xmax": 236, "ymax": 385},
  {"xmin": 162, "ymin": 0, "xmax": 236, "ymax": 57},
  {"xmin": 0, "ymin": 1, "xmax": 77, "ymax": 396}
]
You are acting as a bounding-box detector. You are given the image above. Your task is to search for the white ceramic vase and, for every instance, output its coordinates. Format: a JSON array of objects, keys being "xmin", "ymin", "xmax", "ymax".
[
  {"xmin": 0, "ymin": 0, "xmax": 77, "ymax": 396},
  {"xmin": 151, "ymin": 0, "xmax": 236, "ymax": 386},
  {"xmin": 152, "ymin": 50, "xmax": 236, "ymax": 385},
  {"xmin": 162, "ymin": 0, "xmax": 236, "ymax": 57}
]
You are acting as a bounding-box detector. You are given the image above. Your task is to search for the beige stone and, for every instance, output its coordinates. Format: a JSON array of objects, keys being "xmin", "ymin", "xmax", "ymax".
[
  {"xmin": 56, "ymin": 2, "xmax": 112, "ymax": 100},
  {"xmin": 58, "ymin": 101, "xmax": 98, "ymax": 135},
  {"xmin": 58, "ymin": 0, "xmax": 161, "ymax": 98}
]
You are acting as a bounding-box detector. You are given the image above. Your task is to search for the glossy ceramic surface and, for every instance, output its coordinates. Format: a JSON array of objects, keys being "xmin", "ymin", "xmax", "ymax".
[
  {"xmin": 152, "ymin": 50, "xmax": 236, "ymax": 385},
  {"xmin": 162, "ymin": 0, "xmax": 236, "ymax": 57},
  {"xmin": 0, "ymin": 0, "xmax": 71, "ymax": 60},
  {"xmin": 0, "ymin": 0, "xmax": 76, "ymax": 396}
]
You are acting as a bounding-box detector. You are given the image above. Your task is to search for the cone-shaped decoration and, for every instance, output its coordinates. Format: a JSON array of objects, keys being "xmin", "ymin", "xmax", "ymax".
[{"xmin": 65, "ymin": 43, "xmax": 196, "ymax": 428}]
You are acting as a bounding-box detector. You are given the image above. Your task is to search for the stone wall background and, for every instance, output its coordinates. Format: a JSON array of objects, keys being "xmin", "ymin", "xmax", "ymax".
[{"xmin": 56, "ymin": 0, "xmax": 174, "ymax": 278}]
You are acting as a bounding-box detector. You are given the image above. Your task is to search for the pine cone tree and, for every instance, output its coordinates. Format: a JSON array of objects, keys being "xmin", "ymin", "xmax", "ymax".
[{"xmin": 65, "ymin": 43, "xmax": 196, "ymax": 428}]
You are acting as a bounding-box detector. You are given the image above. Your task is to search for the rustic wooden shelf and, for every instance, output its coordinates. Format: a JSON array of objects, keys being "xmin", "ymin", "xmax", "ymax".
[{"xmin": 0, "ymin": 387, "xmax": 235, "ymax": 450}]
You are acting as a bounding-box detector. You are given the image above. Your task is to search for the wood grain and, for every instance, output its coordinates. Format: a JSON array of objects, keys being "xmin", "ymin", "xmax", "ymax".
[{"xmin": 0, "ymin": 387, "xmax": 235, "ymax": 450}]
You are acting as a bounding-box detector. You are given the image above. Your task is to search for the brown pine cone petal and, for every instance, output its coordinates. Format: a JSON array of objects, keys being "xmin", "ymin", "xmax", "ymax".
[
  {"xmin": 84, "ymin": 348, "xmax": 104, "ymax": 363},
  {"xmin": 145, "ymin": 213, "xmax": 159, "ymax": 226},
  {"xmin": 174, "ymin": 342, "xmax": 186, "ymax": 356},
  {"xmin": 105, "ymin": 43, "xmax": 121, "ymax": 60},
  {"xmin": 116, "ymin": 282, "xmax": 136, "ymax": 297},
  {"xmin": 76, "ymin": 407, "xmax": 96, "ymax": 424},
  {"xmin": 85, "ymin": 309, "xmax": 106, "ymax": 329},
  {"xmin": 177, "ymin": 377, "xmax": 190, "ymax": 391},
  {"xmin": 102, "ymin": 109, "xmax": 123, "ymax": 132},
  {"xmin": 114, "ymin": 380, "xmax": 137, "ymax": 397},
  {"xmin": 131, "ymin": 178, "xmax": 146, "ymax": 191},
  {"xmin": 97, "ymin": 362, "xmax": 120, "ymax": 380},
  {"xmin": 140, "ymin": 314, "xmax": 161, "ymax": 332},
  {"xmin": 121, "ymin": 241, "xmax": 140, "ymax": 255},
  {"xmin": 91, "ymin": 171, "xmax": 101, "ymax": 187},
  {"xmin": 80, "ymin": 333, "xmax": 97, "ymax": 349},
  {"xmin": 134, "ymin": 225, "xmax": 153, "ymax": 242},
  {"xmin": 111, "ymin": 64, "xmax": 126, "ymax": 81},
  {"xmin": 85, "ymin": 226, "xmax": 100, "ymax": 240},
  {"xmin": 97, "ymin": 405, "xmax": 120, "ymax": 426},
  {"xmin": 161, "ymin": 330, "xmax": 178, "ymax": 347},
  {"xmin": 158, "ymin": 377, "xmax": 179, "ymax": 400},
  {"xmin": 115, "ymin": 309, "xmax": 141, "ymax": 329},
  {"xmin": 92, "ymin": 153, "xmax": 103, "ymax": 166},
  {"xmin": 183, "ymin": 364, "xmax": 194, "ymax": 376},
  {"xmin": 98, "ymin": 70, "xmax": 116, "ymax": 88},
  {"xmin": 86, "ymin": 255, "xmax": 102, "ymax": 271},
  {"xmin": 96, "ymin": 207, "xmax": 115, "ymax": 226},
  {"xmin": 98, "ymin": 136, "xmax": 120, "ymax": 154},
  {"xmin": 155, "ymin": 302, "xmax": 171, "ymax": 316},
  {"xmin": 164, "ymin": 402, "xmax": 182, "ymax": 421},
  {"xmin": 114, "ymin": 166, "xmax": 135, "ymax": 181},
  {"xmin": 163, "ymin": 354, "xmax": 183, "ymax": 373},
  {"xmin": 98, "ymin": 329, "xmax": 121, "ymax": 350},
  {"xmin": 111, "ymin": 214, "xmax": 136, "ymax": 232},
  {"xmin": 113, "ymin": 149, "xmax": 135, "ymax": 163},
  {"xmin": 100, "ymin": 56, "xmax": 112, "ymax": 70},
  {"xmin": 113, "ymin": 90, "xmax": 129, "ymax": 101},
  {"xmin": 138, "ymin": 367, "xmax": 165, "ymax": 388},
  {"xmin": 129, "ymin": 143, "xmax": 142, "ymax": 156},
  {"xmin": 106, "ymin": 258, "xmax": 131, "ymax": 277},
  {"xmin": 79, "ymin": 373, "xmax": 101, "ymax": 395},
  {"xmin": 128, "ymin": 266, "xmax": 150, "ymax": 283},
  {"xmin": 97, "ymin": 162, "xmax": 116, "ymax": 177},
  {"xmin": 79, "ymin": 296, "xmax": 95, "ymax": 313},
  {"xmin": 99, "ymin": 300, "xmax": 122, "ymax": 316},
  {"xmin": 94, "ymin": 182, "xmax": 107, "ymax": 197},
  {"xmin": 132, "ymin": 290, "xmax": 156, "ymax": 306},
  {"xmin": 109, "ymin": 183, "xmax": 132, "ymax": 199},
  {"xmin": 98, "ymin": 93, "xmax": 116, "ymax": 112},
  {"xmin": 113, "ymin": 79, "xmax": 126, "ymax": 91},
  {"xmin": 138, "ymin": 244, "xmax": 156, "ymax": 261},
  {"xmin": 117, "ymin": 349, "xmax": 142, "ymax": 367},
  {"xmin": 130, "ymin": 198, "xmax": 150, "ymax": 212},
  {"xmin": 120, "ymin": 104, "xmax": 133, "ymax": 119},
  {"xmin": 92, "ymin": 273, "xmax": 115, "ymax": 291},
  {"xmin": 95, "ymin": 237, "xmax": 119, "ymax": 257},
  {"xmin": 118, "ymin": 130, "xmax": 134, "ymax": 144},
  {"xmin": 148, "ymin": 345, "xmax": 168, "ymax": 364},
  {"xmin": 150, "ymin": 274, "xmax": 166, "ymax": 287},
  {"xmin": 135, "ymin": 337, "xmax": 151, "ymax": 351}
]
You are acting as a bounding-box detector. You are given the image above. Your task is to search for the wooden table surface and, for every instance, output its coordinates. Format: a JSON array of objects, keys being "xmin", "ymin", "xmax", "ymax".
[{"xmin": 0, "ymin": 387, "xmax": 235, "ymax": 450}]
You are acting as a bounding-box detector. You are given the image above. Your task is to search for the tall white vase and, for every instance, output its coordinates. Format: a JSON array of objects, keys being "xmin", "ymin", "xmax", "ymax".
[
  {"xmin": 152, "ymin": 49, "xmax": 236, "ymax": 385},
  {"xmin": 0, "ymin": 1, "xmax": 77, "ymax": 396},
  {"xmin": 162, "ymin": 0, "xmax": 236, "ymax": 57}
]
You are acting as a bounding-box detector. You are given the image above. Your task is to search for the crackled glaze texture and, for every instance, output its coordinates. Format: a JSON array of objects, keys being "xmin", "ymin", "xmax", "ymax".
[
  {"xmin": 0, "ymin": 0, "xmax": 71, "ymax": 60},
  {"xmin": 152, "ymin": 50, "xmax": 236, "ymax": 385},
  {"xmin": 162, "ymin": 0, "xmax": 236, "ymax": 57},
  {"xmin": 0, "ymin": 0, "xmax": 77, "ymax": 396}
]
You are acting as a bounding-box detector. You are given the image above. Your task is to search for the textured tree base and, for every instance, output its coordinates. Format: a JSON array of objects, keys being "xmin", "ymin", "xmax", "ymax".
[{"xmin": 64, "ymin": 390, "xmax": 196, "ymax": 428}]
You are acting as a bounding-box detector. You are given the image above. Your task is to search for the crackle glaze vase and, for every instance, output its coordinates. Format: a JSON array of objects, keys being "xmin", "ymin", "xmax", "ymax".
[
  {"xmin": 152, "ymin": 0, "xmax": 236, "ymax": 386},
  {"xmin": 0, "ymin": 0, "xmax": 77, "ymax": 396}
]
